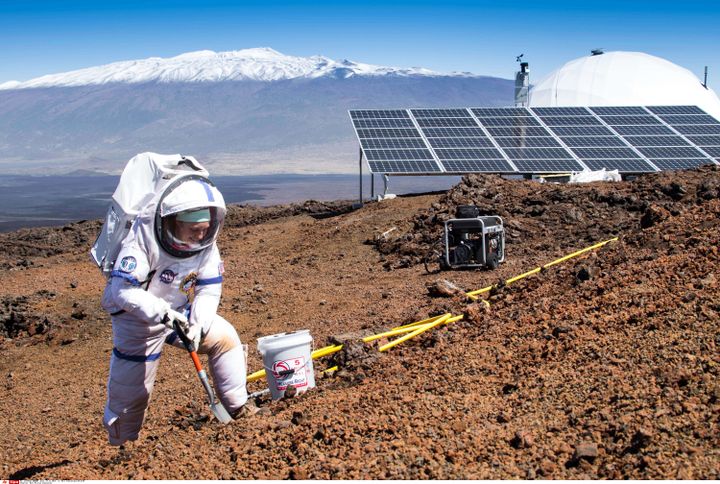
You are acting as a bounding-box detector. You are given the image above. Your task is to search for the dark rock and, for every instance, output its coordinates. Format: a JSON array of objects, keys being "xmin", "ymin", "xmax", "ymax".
[
  {"xmin": 291, "ymin": 410, "xmax": 305, "ymax": 425},
  {"xmin": 576, "ymin": 266, "xmax": 592, "ymax": 281},
  {"xmin": 573, "ymin": 442, "xmax": 598, "ymax": 462},
  {"xmin": 640, "ymin": 204, "xmax": 670, "ymax": 229},
  {"xmin": 510, "ymin": 430, "xmax": 534, "ymax": 449}
]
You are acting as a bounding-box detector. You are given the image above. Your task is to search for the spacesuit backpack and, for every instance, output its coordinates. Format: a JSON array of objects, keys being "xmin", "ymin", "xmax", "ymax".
[{"xmin": 90, "ymin": 152, "xmax": 209, "ymax": 278}]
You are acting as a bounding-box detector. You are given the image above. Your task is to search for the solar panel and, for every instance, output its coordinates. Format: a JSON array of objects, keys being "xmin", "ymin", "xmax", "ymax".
[
  {"xmin": 502, "ymin": 147, "xmax": 574, "ymax": 160},
  {"xmin": 540, "ymin": 116, "xmax": 603, "ymax": 126},
  {"xmin": 590, "ymin": 106, "xmax": 648, "ymax": 116},
  {"xmin": 637, "ymin": 146, "xmax": 706, "ymax": 158},
  {"xmin": 416, "ymin": 117, "xmax": 479, "ymax": 128},
  {"xmin": 686, "ymin": 135, "xmax": 720, "ymax": 146},
  {"xmin": 411, "ymin": 108, "xmax": 471, "ymax": 118},
  {"xmin": 350, "ymin": 110, "xmax": 410, "ymax": 119},
  {"xmin": 532, "ymin": 107, "xmax": 590, "ymax": 116},
  {"xmin": 649, "ymin": 158, "xmax": 713, "ymax": 170},
  {"xmin": 571, "ymin": 147, "xmax": 641, "ymax": 159},
  {"xmin": 367, "ymin": 160, "xmax": 442, "ymax": 174},
  {"xmin": 638, "ymin": 146, "xmax": 704, "ymax": 158},
  {"xmin": 353, "ymin": 118, "xmax": 415, "ymax": 129},
  {"xmin": 599, "ymin": 115, "xmax": 662, "ymax": 125},
  {"xmin": 471, "ymin": 107, "xmax": 530, "ymax": 117},
  {"xmin": 422, "ymin": 127, "xmax": 487, "ymax": 137},
  {"xmin": 478, "ymin": 117, "xmax": 540, "ymax": 127},
  {"xmin": 511, "ymin": 159, "xmax": 586, "ymax": 172},
  {"xmin": 549, "ymin": 126, "xmax": 615, "ymax": 136},
  {"xmin": 486, "ymin": 126, "xmax": 554, "ymax": 137},
  {"xmin": 349, "ymin": 106, "xmax": 719, "ymax": 175},
  {"xmin": 360, "ymin": 138, "xmax": 428, "ymax": 149},
  {"xmin": 494, "ymin": 137, "xmax": 561, "ymax": 148},
  {"xmin": 561, "ymin": 136, "xmax": 627, "ymax": 147},
  {"xmin": 623, "ymin": 136, "xmax": 691, "ymax": 147},
  {"xmin": 364, "ymin": 148, "xmax": 442, "ymax": 174},
  {"xmin": 428, "ymin": 137, "xmax": 495, "ymax": 148},
  {"xmin": 700, "ymin": 146, "xmax": 720, "ymax": 157},
  {"xmin": 647, "ymin": 106, "xmax": 706, "ymax": 115},
  {"xmin": 582, "ymin": 159, "xmax": 657, "ymax": 172},
  {"xmin": 356, "ymin": 128, "xmax": 421, "ymax": 138},
  {"xmin": 672, "ymin": 125, "xmax": 720, "ymax": 135},
  {"xmin": 364, "ymin": 149, "xmax": 435, "ymax": 161},
  {"xmin": 435, "ymin": 148, "xmax": 505, "ymax": 160},
  {"xmin": 658, "ymin": 114, "xmax": 720, "ymax": 125},
  {"xmin": 441, "ymin": 159, "xmax": 516, "ymax": 173}
]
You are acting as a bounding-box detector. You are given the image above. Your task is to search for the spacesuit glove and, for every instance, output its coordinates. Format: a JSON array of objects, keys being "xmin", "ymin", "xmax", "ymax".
[
  {"xmin": 162, "ymin": 308, "xmax": 189, "ymax": 332},
  {"xmin": 185, "ymin": 323, "xmax": 203, "ymax": 351}
]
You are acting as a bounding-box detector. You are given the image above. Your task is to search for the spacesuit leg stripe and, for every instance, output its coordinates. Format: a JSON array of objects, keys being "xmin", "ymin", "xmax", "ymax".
[{"xmin": 113, "ymin": 347, "xmax": 162, "ymax": 362}]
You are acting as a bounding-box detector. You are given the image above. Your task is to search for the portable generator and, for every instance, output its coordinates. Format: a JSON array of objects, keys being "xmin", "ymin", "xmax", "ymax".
[{"xmin": 441, "ymin": 205, "xmax": 505, "ymax": 270}]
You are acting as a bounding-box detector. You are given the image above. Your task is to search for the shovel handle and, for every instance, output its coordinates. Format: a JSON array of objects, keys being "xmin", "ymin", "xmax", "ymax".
[{"xmin": 190, "ymin": 350, "xmax": 203, "ymax": 372}]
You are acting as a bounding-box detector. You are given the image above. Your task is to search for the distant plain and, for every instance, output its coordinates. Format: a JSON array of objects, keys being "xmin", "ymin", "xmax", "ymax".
[{"xmin": 0, "ymin": 174, "xmax": 461, "ymax": 232}]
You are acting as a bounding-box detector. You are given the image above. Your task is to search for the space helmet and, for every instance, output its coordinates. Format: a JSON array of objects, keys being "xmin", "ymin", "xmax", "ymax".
[{"xmin": 155, "ymin": 175, "xmax": 226, "ymax": 258}]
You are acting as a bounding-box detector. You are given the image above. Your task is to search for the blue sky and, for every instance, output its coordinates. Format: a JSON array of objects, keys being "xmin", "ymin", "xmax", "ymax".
[{"xmin": 0, "ymin": 0, "xmax": 718, "ymax": 85}]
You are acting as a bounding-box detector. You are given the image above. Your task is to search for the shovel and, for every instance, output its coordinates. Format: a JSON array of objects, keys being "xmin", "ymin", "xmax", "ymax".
[{"xmin": 173, "ymin": 320, "xmax": 233, "ymax": 424}]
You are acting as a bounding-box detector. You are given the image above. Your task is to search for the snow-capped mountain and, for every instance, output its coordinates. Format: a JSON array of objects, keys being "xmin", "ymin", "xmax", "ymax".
[
  {"xmin": 0, "ymin": 47, "xmax": 474, "ymax": 90},
  {"xmin": 0, "ymin": 48, "xmax": 513, "ymax": 175}
]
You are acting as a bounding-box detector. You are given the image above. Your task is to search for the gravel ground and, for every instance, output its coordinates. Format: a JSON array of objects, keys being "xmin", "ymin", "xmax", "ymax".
[{"xmin": 1, "ymin": 166, "xmax": 718, "ymax": 479}]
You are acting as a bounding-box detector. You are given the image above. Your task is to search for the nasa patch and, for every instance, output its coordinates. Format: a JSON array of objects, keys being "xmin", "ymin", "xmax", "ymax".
[
  {"xmin": 119, "ymin": 256, "xmax": 137, "ymax": 273},
  {"xmin": 159, "ymin": 269, "xmax": 176, "ymax": 284}
]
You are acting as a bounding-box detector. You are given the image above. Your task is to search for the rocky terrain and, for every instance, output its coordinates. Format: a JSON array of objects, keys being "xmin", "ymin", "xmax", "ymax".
[{"xmin": 1, "ymin": 166, "xmax": 719, "ymax": 479}]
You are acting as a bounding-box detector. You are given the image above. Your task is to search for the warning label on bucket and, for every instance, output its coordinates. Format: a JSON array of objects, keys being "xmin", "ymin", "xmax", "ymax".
[{"xmin": 271, "ymin": 356, "xmax": 308, "ymax": 390}]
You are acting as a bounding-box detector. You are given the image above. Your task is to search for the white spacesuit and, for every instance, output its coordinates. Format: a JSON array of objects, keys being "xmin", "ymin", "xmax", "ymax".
[{"xmin": 101, "ymin": 175, "xmax": 247, "ymax": 446}]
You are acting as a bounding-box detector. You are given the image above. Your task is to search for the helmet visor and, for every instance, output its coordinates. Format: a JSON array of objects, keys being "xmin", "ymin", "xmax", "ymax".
[{"xmin": 159, "ymin": 206, "xmax": 225, "ymax": 257}]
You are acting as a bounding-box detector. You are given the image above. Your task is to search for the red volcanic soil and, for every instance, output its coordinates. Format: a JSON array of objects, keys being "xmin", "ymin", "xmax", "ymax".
[{"xmin": 1, "ymin": 166, "xmax": 719, "ymax": 479}]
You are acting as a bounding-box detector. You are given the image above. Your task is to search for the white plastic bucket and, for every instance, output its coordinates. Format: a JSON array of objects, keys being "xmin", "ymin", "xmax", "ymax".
[{"xmin": 257, "ymin": 330, "xmax": 315, "ymax": 400}]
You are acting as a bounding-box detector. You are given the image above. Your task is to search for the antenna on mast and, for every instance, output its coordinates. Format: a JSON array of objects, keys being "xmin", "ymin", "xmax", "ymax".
[
  {"xmin": 514, "ymin": 54, "xmax": 529, "ymax": 107},
  {"xmin": 703, "ymin": 66, "xmax": 709, "ymax": 89}
]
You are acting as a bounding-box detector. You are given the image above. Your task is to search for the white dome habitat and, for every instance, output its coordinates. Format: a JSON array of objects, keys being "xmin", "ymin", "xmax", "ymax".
[{"xmin": 529, "ymin": 51, "xmax": 720, "ymax": 120}]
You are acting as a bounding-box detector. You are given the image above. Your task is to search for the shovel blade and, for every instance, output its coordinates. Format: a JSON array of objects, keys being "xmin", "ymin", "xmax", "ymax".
[{"xmin": 210, "ymin": 401, "xmax": 233, "ymax": 424}]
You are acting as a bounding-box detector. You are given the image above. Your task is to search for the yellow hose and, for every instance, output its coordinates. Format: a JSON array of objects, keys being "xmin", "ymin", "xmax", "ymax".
[
  {"xmin": 363, "ymin": 323, "xmax": 438, "ymax": 343},
  {"xmin": 247, "ymin": 238, "xmax": 618, "ymax": 381},
  {"xmin": 378, "ymin": 314, "xmax": 452, "ymax": 352},
  {"xmin": 392, "ymin": 313, "xmax": 449, "ymax": 331},
  {"xmin": 466, "ymin": 237, "xmax": 618, "ymax": 298}
]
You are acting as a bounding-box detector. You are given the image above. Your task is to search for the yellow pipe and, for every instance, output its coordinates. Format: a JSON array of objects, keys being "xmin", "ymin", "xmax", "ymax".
[
  {"xmin": 542, "ymin": 237, "xmax": 617, "ymax": 269},
  {"xmin": 312, "ymin": 344, "xmax": 344, "ymax": 359},
  {"xmin": 466, "ymin": 237, "xmax": 618, "ymax": 297},
  {"xmin": 248, "ymin": 313, "xmax": 465, "ymax": 381},
  {"xmin": 363, "ymin": 323, "xmax": 438, "ymax": 343},
  {"xmin": 505, "ymin": 267, "xmax": 542, "ymax": 285},
  {"xmin": 379, "ymin": 314, "xmax": 451, "ymax": 352},
  {"xmin": 323, "ymin": 366, "xmax": 339, "ymax": 374},
  {"xmin": 466, "ymin": 284, "xmax": 494, "ymax": 297},
  {"xmin": 392, "ymin": 313, "xmax": 449, "ymax": 331}
]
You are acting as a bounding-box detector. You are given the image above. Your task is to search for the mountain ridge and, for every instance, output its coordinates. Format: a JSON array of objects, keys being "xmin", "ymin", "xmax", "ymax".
[{"xmin": 0, "ymin": 47, "xmax": 482, "ymax": 90}]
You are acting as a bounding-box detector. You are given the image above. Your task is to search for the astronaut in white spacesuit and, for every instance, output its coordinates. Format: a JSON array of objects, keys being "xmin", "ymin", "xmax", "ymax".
[{"xmin": 101, "ymin": 175, "xmax": 247, "ymax": 446}]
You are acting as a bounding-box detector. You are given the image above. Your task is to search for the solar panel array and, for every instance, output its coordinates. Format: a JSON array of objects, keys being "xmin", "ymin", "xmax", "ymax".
[{"xmin": 349, "ymin": 106, "xmax": 720, "ymax": 174}]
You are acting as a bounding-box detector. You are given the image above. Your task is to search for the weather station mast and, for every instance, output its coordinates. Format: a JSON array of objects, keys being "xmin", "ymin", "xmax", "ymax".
[{"xmin": 514, "ymin": 54, "xmax": 530, "ymax": 107}]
